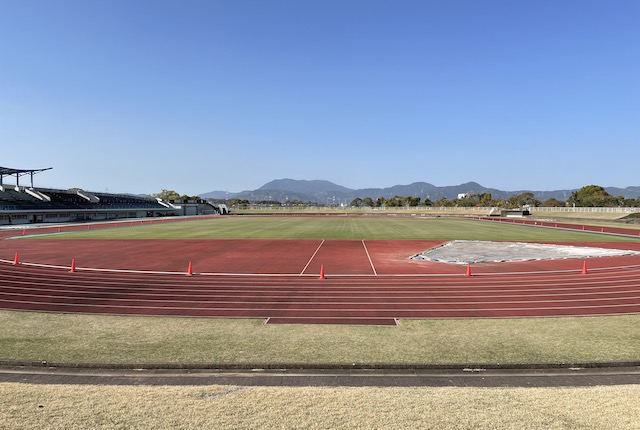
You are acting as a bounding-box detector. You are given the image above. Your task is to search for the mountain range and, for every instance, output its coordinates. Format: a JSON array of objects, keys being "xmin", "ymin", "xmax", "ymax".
[{"xmin": 199, "ymin": 179, "xmax": 640, "ymax": 203}]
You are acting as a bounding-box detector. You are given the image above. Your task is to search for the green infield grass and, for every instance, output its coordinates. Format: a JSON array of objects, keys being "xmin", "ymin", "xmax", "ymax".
[{"xmin": 31, "ymin": 216, "xmax": 640, "ymax": 242}]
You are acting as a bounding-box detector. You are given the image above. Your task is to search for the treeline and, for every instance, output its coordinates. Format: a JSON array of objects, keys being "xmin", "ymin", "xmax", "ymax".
[
  {"xmin": 350, "ymin": 192, "xmax": 543, "ymax": 208},
  {"xmin": 151, "ymin": 189, "xmax": 203, "ymax": 202},
  {"xmin": 156, "ymin": 185, "xmax": 640, "ymax": 208},
  {"xmin": 350, "ymin": 186, "xmax": 640, "ymax": 209}
]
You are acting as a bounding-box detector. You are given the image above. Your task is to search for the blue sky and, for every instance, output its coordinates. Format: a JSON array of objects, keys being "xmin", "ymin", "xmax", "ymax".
[{"xmin": 1, "ymin": 0, "xmax": 638, "ymax": 195}]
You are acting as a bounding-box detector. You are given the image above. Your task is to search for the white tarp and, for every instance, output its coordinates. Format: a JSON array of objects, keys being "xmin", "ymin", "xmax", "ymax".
[{"xmin": 411, "ymin": 240, "xmax": 640, "ymax": 264}]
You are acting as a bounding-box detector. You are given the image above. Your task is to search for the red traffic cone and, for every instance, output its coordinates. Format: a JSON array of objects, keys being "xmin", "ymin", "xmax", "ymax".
[
  {"xmin": 466, "ymin": 263, "xmax": 472, "ymax": 277},
  {"xmin": 187, "ymin": 261, "xmax": 193, "ymax": 276},
  {"xmin": 582, "ymin": 260, "xmax": 588, "ymax": 275},
  {"xmin": 13, "ymin": 252, "xmax": 19, "ymax": 265},
  {"xmin": 319, "ymin": 264, "xmax": 325, "ymax": 279},
  {"xmin": 69, "ymin": 259, "xmax": 76, "ymax": 273}
]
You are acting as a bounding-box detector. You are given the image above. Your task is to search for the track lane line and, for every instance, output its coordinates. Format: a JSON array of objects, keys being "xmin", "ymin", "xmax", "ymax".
[
  {"xmin": 362, "ymin": 240, "xmax": 377, "ymax": 275},
  {"xmin": 300, "ymin": 239, "xmax": 325, "ymax": 276}
]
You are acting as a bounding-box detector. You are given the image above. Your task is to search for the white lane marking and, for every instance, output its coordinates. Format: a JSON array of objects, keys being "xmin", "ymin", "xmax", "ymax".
[
  {"xmin": 1, "ymin": 297, "xmax": 640, "ymax": 312},
  {"xmin": 300, "ymin": 239, "xmax": 325, "ymax": 276},
  {"xmin": 362, "ymin": 240, "xmax": 377, "ymax": 276}
]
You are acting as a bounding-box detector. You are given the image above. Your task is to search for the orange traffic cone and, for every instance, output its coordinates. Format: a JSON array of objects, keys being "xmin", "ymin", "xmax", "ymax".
[
  {"xmin": 187, "ymin": 261, "xmax": 193, "ymax": 276},
  {"xmin": 13, "ymin": 252, "xmax": 19, "ymax": 265},
  {"xmin": 582, "ymin": 260, "xmax": 588, "ymax": 275},
  {"xmin": 69, "ymin": 259, "xmax": 76, "ymax": 273},
  {"xmin": 466, "ymin": 263, "xmax": 472, "ymax": 277},
  {"xmin": 319, "ymin": 264, "xmax": 325, "ymax": 279}
]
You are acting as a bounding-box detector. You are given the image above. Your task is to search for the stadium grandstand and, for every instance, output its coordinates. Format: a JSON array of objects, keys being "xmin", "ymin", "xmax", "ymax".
[{"xmin": 0, "ymin": 166, "xmax": 227, "ymax": 226}]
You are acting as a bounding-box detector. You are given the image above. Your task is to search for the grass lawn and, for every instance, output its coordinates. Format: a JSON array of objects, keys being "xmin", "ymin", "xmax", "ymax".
[
  {"xmin": 2, "ymin": 383, "xmax": 639, "ymax": 429},
  {"xmin": 1, "ymin": 310, "xmax": 639, "ymax": 365},
  {"xmin": 31, "ymin": 216, "xmax": 640, "ymax": 242}
]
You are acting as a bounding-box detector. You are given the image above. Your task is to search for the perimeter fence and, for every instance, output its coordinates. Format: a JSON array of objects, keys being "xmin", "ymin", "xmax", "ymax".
[{"xmin": 238, "ymin": 205, "xmax": 640, "ymax": 214}]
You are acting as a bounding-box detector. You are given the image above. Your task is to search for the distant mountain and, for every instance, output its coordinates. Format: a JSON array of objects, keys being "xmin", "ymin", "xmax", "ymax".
[
  {"xmin": 199, "ymin": 179, "xmax": 640, "ymax": 203},
  {"xmin": 259, "ymin": 179, "xmax": 352, "ymax": 194}
]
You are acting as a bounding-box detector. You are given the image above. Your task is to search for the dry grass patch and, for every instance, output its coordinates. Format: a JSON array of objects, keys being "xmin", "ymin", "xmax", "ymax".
[
  {"xmin": 1, "ymin": 311, "xmax": 639, "ymax": 365},
  {"xmin": 1, "ymin": 382, "xmax": 639, "ymax": 429}
]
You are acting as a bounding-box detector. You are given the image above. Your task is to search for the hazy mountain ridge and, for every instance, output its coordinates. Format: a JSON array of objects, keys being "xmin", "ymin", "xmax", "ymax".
[{"xmin": 199, "ymin": 179, "xmax": 640, "ymax": 203}]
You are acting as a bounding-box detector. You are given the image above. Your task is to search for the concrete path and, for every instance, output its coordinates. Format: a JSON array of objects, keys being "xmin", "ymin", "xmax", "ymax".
[{"xmin": 2, "ymin": 366, "xmax": 639, "ymax": 388}]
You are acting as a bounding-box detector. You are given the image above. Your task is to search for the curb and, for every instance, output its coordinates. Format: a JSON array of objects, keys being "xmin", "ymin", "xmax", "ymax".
[{"xmin": 2, "ymin": 359, "xmax": 640, "ymax": 371}]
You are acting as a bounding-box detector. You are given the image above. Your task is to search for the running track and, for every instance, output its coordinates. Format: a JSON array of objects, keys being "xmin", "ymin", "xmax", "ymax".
[{"xmin": 2, "ymin": 217, "xmax": 640, "ymax": 325}]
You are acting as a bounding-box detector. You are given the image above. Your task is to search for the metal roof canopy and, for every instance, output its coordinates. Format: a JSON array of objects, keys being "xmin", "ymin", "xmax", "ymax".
[{"xmin": 0, "ymin": 166, "xmax": 53, "ymax": 188}]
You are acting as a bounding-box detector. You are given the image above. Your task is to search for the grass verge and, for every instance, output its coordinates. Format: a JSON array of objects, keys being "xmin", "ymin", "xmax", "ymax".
[
  {"xmin": 2, "ymin": 383, "xmax": 639, "ymax": 429},
  {"xmin": 1, "ymin": 311, "xmax": 639, "ymax": 365}
]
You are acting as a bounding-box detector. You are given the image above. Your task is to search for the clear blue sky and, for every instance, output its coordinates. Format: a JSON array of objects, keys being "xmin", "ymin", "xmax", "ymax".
[{"xmin": 1, "ymin": 0, "xmax": 638, "ymax": 195}]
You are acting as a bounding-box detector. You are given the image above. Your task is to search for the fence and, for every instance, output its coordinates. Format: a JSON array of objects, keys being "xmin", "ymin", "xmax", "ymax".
[
  {"xmin": 530, "ymin": 206, "xmax": 640, "ymax": 214},
  {"xmin": 235, "ymin": 205, "xmax": 640, "ymax": 214}
]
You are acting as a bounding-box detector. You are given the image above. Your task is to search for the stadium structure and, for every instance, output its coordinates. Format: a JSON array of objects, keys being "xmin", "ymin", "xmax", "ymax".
[{"xmin": 0, "ymin": 166, "xmax": 227, "ymax": 226}]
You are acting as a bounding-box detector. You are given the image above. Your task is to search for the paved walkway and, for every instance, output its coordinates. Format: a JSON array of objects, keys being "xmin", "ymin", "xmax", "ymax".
[{"xmin": 2, "ymin": 366, "xmax": 640, "ymax": 388}]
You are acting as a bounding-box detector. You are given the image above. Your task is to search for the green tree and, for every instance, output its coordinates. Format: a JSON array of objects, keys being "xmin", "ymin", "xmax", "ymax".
[
  {"xmin": 385, "ymin": 196, "xmax": 403, "ymax": 207},
  {"xmin": 478, "ymin": 193, "xmax": 495, "ymax": 206},
  {"xmin": 567, "ymin": 185, "xmax": 621, "ymax": 207},
  {"xmin": 406, "ymin": 196, "xmax": 421, "ymax": 207},
  {"xmin": 455, "ymin": 193, "xmax": 496, "ymax": 207},
  {"xmin": 455, "ymin": 195, "xmax": 478, "ymax": 207},
  {"xmin": 350, "ymin": 198, "xmax": 363, "ymax": 207},
  {"xmin": 542, "ymin": 198, "xmax": 565, "ymax": 207},
  {"xmin": 362, "ymin": 197, "xmax": 375, "ymax": 207},
  {"xmin": 621, "ymin": 198, "xmax": 640, "ymax": 207},
  {"xmin": 152, "ymin": 189, "xmax": 181, "ymax": 201},
  {"xmin": 507, "ymin": 192, "xmax": 541, "ymax": 208},
  {"xmin": 228, "ymin": 198, "xmax": 250, "ymax": 207},
  {"xmin": 435, "ymin": 196, "xmax": 454, "ymax": 207}
]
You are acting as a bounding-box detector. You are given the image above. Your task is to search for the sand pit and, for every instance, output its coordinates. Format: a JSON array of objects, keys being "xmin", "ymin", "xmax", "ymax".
[{"xmin": 411, "ymin": 240, "xmax": 640, "ymax": 264}]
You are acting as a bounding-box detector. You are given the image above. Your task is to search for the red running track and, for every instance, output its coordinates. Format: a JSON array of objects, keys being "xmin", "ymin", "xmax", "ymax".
[
  {"xmin": 2, "ymin": 249, "xmax": 640, "ymax": 325},
  {"xmin": 1, "ymin": 218, "xmax": 640, "ymax": 325}
]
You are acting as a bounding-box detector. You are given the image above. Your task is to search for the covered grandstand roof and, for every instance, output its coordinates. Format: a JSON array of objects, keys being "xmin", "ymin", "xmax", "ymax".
[
  {"xmin": 0, "ymin": 166, "xmax": 52, "ymax": 176},
  {"xmin": 0, "ymin": 166, "xmax": 52, "ymax": 188}
]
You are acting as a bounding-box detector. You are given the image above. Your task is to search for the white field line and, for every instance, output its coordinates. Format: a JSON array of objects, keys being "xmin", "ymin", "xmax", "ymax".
[
  {"xmin": 2, "ymin": 283, "xmax": 640, "ymax": 298},
  {"xmin": 362, "ymin": 240, "xmax": 377, "ymax": 275},
  {"xmin": 2, "ymin": 297, "xmax": 640, "ymax": 312},
  {"xmin": 4, "ymin": 290, "xmax": 640, "ymax": 306},
  {"xmin": 4, "ymin": 263, "xmax": 640, "ymax": 289},
  {"xmin": 4, "ymin": 273, "xmax": 640, "ymax": 294},
  {"xmin": 3, "ymin": 257, "xmax": 640, "ymax": 278},
  {"xmin": 299, "ymin": 239, "xmax": 325, "ymax": 276},
  {"xmin": 5, "ymin": 268, "xmax": 640, "ymax": 291},
  {"xmin": 0, "ymin": 286, "xmax": 640, "ymax": 304}
]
